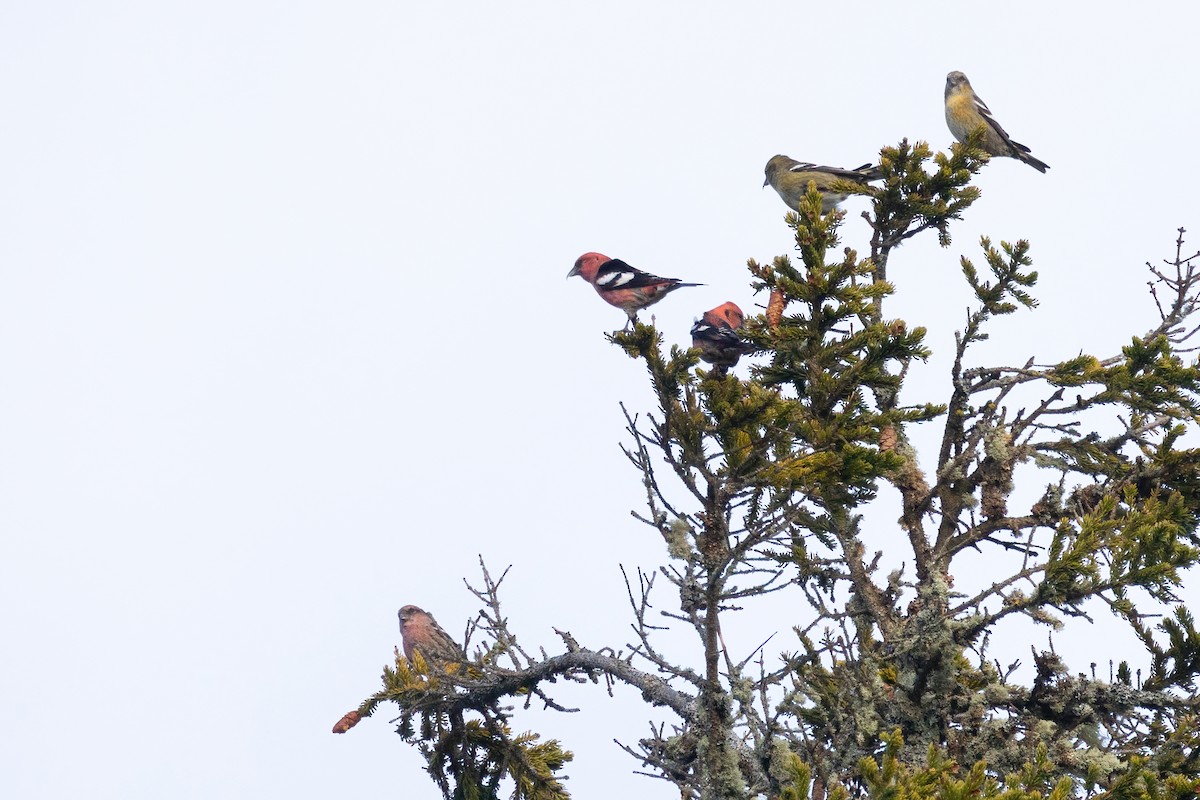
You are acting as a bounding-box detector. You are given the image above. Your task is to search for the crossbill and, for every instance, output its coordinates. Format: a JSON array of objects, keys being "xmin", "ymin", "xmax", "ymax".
[
  {"xmin": 568, "ymin": 252, "xmax": 701, "ymax": 329},
  {"xmin": 944, "ymin": 71, "xmax": 1049, "ymax": 173},
  {"xmin": 763, "ymin": 155, "xmax": 883, "ymax": 214},
  {"xmin": 398, "ymin": 604, "xmax": 466, "ymax": 666},
  {"xmin": 691, "ymin": 301, "xmax": 753, "ymax": 375}
]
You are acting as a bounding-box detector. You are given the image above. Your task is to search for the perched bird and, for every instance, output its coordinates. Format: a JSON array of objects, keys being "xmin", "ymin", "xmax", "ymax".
[
  {"xmin": 398, "ymin": 604, "xmax": 466, "ymax": 666},
  {"xmin": 691, "ymin": 302, "xmax": 753, "ymax": 375},
  {"xmin": 944, "ymin": 71, "xmax": 1049, "ymax": 173},
  {"xmin": 568, "ymin": 252, "xmax": 701, "ymax": 329},
  {"xmin": 763, "ymin": 155, "xmax": 884, "ymax": 214}
]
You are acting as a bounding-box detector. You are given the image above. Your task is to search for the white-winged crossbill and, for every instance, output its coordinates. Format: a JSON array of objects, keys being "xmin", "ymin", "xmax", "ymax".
[
  {"xmin": 944, "ymin": 71, "xmax": 1049, "ymax": 173},
  {"xmin": 763, "ymin": 155, "xmax": 883, "ymax": 214},
  {"xmin": 398, "ymin": 604, "xmax": 466, "ymax": 666},
  {"xmin": 568, "ymin": 252, "xmax": 701, "ymax": 329},
  {"xmin": 691, "ymin": 301, "xmax": 754, "ymax": 375}
]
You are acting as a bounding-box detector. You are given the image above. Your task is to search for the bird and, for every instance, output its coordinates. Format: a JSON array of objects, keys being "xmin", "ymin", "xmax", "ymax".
[
  {"xmin": 944, "ymin": 71, "xmax": 1049, "ymax": 173},
  {"xmin": 691, "ymin": 302, "xmax": 754, "ymax": 375},
  {"xmin": 763, "ymin": 155, "xmax": 884, "ymax": 214},
  {"xmin": 398, "ymin": 605, "xmax": 467, "ymax": 667},
  {"xmin": 568, "ymin": 252, "xmax": 701, "ymax": 329}
]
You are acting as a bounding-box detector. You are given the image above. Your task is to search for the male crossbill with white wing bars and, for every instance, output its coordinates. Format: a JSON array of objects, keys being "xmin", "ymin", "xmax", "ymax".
[
  {"xmin": 691, "ymin": 301, "xmax": 754, "ymax": 375},
  {"xmin": 568, "ymin": 252, "xmax": 701, "ymax": 329}
]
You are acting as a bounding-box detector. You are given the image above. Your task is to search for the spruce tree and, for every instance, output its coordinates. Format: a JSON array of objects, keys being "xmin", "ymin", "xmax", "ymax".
[{"xmin": 336, "ymin": 136, "xmax": 1200, "ymax": 800}]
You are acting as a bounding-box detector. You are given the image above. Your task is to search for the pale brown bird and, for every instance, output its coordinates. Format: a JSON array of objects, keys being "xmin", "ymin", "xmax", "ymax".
[
  {"xmin": 398, "ymin": 604, "xmax": 466, "ymax": 665},
  {"xmin": 944, "ymin": 71, "xmax": 1049, "ymax": 173}
]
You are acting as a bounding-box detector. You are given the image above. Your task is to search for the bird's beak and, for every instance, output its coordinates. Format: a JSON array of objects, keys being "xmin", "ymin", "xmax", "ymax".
[
  {"xmin": 762, "ymin": 178, "xmax": 769, "ymax": 188},
  {"xmin": 566, "ymin": 265, "xmax": 580, "ymax": 279}
]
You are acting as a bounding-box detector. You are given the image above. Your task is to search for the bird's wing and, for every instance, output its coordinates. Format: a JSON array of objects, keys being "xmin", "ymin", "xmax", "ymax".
[
  {"xmin": 971, "ymin": 93, "xmax": 1028, "ymax": 154},
  {"xmin": 691, "ymin": 320, "xmax": 752, "ymax": 350},
  {"xmin": 789, "ymin": 162, "xmax": 879, "ymax": 182},
  {"xmin": 594, "ymin": 259, "xmax": 679, "ymax": 289}
]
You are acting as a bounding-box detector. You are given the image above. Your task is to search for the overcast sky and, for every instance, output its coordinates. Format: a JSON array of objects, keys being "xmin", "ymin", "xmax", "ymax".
[{"xmin": 2, "ymin": 2, "xmax": 1199, "ymax": 798}]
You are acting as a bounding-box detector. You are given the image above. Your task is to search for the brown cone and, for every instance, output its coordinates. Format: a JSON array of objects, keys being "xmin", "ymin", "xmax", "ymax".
[
  {"xmin": 767, "ymin": 289, "xmax": 785, "ymax": 329},
  {"xmin": 331, "ymin": 710, "xmax": 362, "ymax": 734}
]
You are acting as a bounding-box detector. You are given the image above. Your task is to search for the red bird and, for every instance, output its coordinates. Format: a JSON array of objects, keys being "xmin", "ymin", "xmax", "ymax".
[
  {"xmin": 691, "ymin": 301, "xmax": 753, "ymax": 375},
  {"xmin": 398, "ymin": 605, "xmax": 466, "ymax": 666},
  {"xmin": 568, "ymin": 252, "xmax": 701, "ymax": 329}
]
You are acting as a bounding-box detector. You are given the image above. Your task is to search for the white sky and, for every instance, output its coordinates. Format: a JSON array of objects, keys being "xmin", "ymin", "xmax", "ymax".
[{"xmin": 2, "ymin": 2, "xmax": 1199, "ymax": 798}]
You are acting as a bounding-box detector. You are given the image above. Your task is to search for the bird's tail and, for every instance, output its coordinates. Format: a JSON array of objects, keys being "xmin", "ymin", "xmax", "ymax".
[
  {"xmin": 854, "ymin": 163, "xmax": 886, "ymax": 181},
  {"xmin": 1010, "ymin": 140, "xmax": 1050, "ymax": 173},
  {"xmin": 1019, "ymin": 151, "xmax": 1050, "ymax": 173}
]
